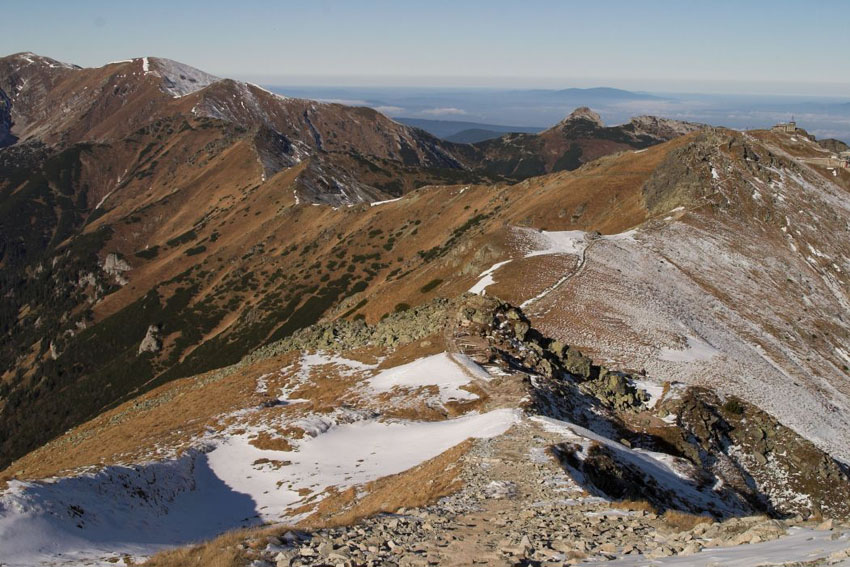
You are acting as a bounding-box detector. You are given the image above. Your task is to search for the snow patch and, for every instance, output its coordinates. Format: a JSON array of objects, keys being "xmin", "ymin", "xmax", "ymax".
[
  {"xmin": 0, "ymin": 409, "xmax": 520, "ymax": 565},
  {"xmin": 206, "ymin": 408, "xmax": 521, "ymax": 522},
  {"xmin": 367, "ymin": 352, "xmax": 481, "ymax": 402},
  {"xmin": 450, "ymin": 353, "xmax": 493, "ymax": 382},
  {"xmin": 145, "ymin": 58, "xmax": 219, "ymax": 97},
  {"xmin": 658, "ymin": 335, "xmax": 720, "ymax": 363},
  {"xmin": 469, "ymin": 259, "xmax": 512, "ymax": 295},
  {"xmin": 0, "ymin": 451, "xmax": 257, "ymax": 567},
  {"xmin": 632, "ymin": 378, "xmax": 665, "ymax": 409},
  {"xmin": 370, "ymin": 197, "xmax": 403, "ymax": 207},
  {"xmin": 523, "ymin": 230, "xmax": 588, "ymax": 258},
  {"xmin": 297, "ymin": 352, "xmax": 377, "ymax": 381}
]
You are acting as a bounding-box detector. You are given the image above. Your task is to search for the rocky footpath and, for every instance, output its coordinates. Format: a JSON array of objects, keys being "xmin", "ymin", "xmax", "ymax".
[
  {"xmin": 253, "ymin": 419, "xmax": 850, "ymax": 567},
  {"xmin": 204, "ymin": 294, "xmax": 850, "ymax": 567},
  {"xmin": 450, "ymin": 295, "xmax": 850, "ymax": 520},
  {"xmin": 229, "ymin": 293, "xmax": 850, "ymax": 525},
  {"xmin": 111, "ymin": 293, "xmax": 850, "ymax": 567}
]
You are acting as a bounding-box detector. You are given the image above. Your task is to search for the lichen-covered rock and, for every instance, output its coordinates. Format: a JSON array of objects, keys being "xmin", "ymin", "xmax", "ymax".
[
  {"xmin": 247, "ymin": 297, "xmax": 455, "ymax": 362},
  {"xmin": 564, "ymin": 346, "xmax": 596, "ymax": 379}
]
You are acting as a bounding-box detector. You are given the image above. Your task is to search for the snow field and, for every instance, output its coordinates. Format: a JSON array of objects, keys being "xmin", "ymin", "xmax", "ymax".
[
  {"xmin": 368, "ymin": 352, "xmax": 479, "ymax": 402},
  {"xmin": 0, "ymin": 409, "xmax": 521, "ymax": 565},
  {"xmin": 0, "ymin": 350, "xmax": 513, "ymax": 565},
  {"xmin": 595, "ymin": 527, "xmax": 850, "ymax": 566},
  {"xmin": 469, "ymin": 259, "xmax": 513, "ymax": 294}
]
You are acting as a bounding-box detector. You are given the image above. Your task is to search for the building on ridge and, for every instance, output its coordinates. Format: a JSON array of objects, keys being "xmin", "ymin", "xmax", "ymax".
[{"xmin": 771, "ymin": 120, "xmax": 798, "ymax": 134}]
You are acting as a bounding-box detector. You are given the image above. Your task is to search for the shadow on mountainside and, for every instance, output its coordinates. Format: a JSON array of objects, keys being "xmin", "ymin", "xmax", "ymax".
[
  {"xmin": 0, "ymin": 451, "xmax": 261, "ymax": 563},
  {"xmin": 452, "ymin": 293, "xmax": 850, "ymax": 521}
]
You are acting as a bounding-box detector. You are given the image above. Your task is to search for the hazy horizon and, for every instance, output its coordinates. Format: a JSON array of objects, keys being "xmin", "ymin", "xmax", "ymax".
[
  {"xmin": 3, "ymin": 0, "xmax": 849, "ymax": 97},
  {"xmin": 256, "ymin": 84, "xmax": 850, "ymax": 143}
]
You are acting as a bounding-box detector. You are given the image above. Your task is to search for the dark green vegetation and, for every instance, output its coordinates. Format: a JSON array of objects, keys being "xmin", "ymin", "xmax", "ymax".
[
  {"xmin": 0, "ymin": 144, "xmax": 122, "ymax": 466},
  {"xmin": 723, "ymin": 397, "xmax": 746, "ymax": 415},
  {"xmin": 0, "ymin": 146, "xmax": 509, "ymax": 468},
  {"xmin": 420, "ymin": 279, "xmax": 443, "ymax": 293},
  {"xmin": 418, "ymin": 212, "xmax": 493, "ymax": 262}
]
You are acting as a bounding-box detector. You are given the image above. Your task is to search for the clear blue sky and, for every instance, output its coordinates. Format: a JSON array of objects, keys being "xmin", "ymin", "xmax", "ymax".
[{"xmin": 2, "ymin": 0, "xmax": 849, "ymax": 95}]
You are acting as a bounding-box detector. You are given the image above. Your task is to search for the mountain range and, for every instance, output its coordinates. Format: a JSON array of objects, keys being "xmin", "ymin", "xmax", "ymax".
[
  {"xmin": 2, "ymin": 52, "xmax": 850, "ymax": 566},
  {"xmin": 265, "ymin": 84, "xmax": 850, "ymax": 145},
  {"xmin": 0, "ymin": 52, "xmax": 700, "ymax": 467}
]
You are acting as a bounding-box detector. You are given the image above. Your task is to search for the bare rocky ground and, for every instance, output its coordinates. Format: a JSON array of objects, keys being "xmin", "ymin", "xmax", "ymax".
[
  {"xmin": 195, "ymin": 299, "xmax": 850, "ymax": 567},
  {"xmin": 7, "ymin": 295, "xmax": 850, "ymax": 567},
  {"xmin": 244, "ymin": 296, "xmax": 850, "ymax": 567},
  {"xmin": 255, "ymin": 418, "xmax": 850, "ymax": 567}
]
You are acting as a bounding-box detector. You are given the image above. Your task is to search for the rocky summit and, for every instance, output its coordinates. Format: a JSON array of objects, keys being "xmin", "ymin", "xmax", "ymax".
[{"xmin": 1, "ymin": 44, "xmax": 850, "ymax": 567}]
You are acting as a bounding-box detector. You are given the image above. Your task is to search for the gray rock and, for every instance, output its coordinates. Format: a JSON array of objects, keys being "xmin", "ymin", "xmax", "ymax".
[{"xmin": 138, "ymin": 324, "xmax": 162, "ymax": 355}]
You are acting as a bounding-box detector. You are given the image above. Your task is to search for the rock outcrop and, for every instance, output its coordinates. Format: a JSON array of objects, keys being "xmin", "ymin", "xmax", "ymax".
[
  {"xmin": 451, "ymin": 295, "xmax": 850, "ymax": 520},
  {"xmin": 558, "ymin": 106, "xmax": 605, "ymax": 128},
  {"xmin": 138, "ymin": 324, "xmax": 162, "ymax": 355},
  {"xmin": 629, "ymin": 115, "xmax": 705, "ymax": 139},
  {"xmin": 102, "ymin": 253, "xmax": 131, "ymax": 286}
]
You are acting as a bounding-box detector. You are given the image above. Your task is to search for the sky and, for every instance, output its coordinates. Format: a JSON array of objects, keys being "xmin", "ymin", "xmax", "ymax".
[{"xmin": 2, "ymin": 0, "xmax": 849, "ymax": 96}]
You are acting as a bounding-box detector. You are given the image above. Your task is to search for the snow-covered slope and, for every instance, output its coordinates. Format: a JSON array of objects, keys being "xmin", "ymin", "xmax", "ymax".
[
  {"xmin": 146, "ymin": 57, "xmax": 220, "ymax": 97},
  {"xmin": 0, "ymin": 347, "xmax": 519, "ymax": 565},
  {"xmin": 480, "ymin": 131, "xmax": 850, "ymax": 463},
  {"xmin": 367, "ymin": 352, "xmax": 482, "ymax": 403},
  {"xmin": 594, "ymin": 527, "xmax": 850, "ymax": 566},
  {"xmin": 0, "ymin": 410, "xmax": 519, "ymax": 566},
  {"xmin": 3, "ymin": 291, "xmax": 850, "ymax": 565}
]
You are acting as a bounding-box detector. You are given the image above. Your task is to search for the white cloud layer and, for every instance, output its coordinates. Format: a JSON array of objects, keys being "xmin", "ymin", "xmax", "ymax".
[{"xmin": 420, "ymin": 107, "xmax": 467, "ymax": 116}]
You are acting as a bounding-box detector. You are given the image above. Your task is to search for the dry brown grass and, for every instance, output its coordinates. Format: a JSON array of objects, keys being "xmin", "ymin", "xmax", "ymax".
[
  {"xmin": 374, "ymin": 335, "xmax": 446, "ymax": 369},
  {"xmin": 661, "ymin": 509, "xmax": 715, "ymax": 532},
  {"xmin": 144, "ymin": 524, "xmax": 288, "ymax": 567},
  {"xmin": 92, "ymin": 138, "xmax": 274, "ymax": 322},
  {"xmin": 249, "ymin": 431, "xmax": 294, "ymax": 452},
  {"xmin": 377, "ymin": 393, "xmax": 453, "ymax": 422},
  {"xmin": 144, "ymin": 528, "xmax": 252, "ymax": 567},
  {"xmin": 485, "ymin": 253, "xmax": 578, "ymax": 307},
  {"xmin": 0, "ymin": 351, "xmax": 300, "ymax": 485},
  {"xmin": 300, "ymin": 439, "xmax": 472, "ymax": 529}
]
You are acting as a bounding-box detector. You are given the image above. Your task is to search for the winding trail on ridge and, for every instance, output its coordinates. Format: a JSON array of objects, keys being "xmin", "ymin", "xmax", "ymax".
[{"xmin": 520, "ymin": 237, "xmax": 598, "ymax": 312}]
